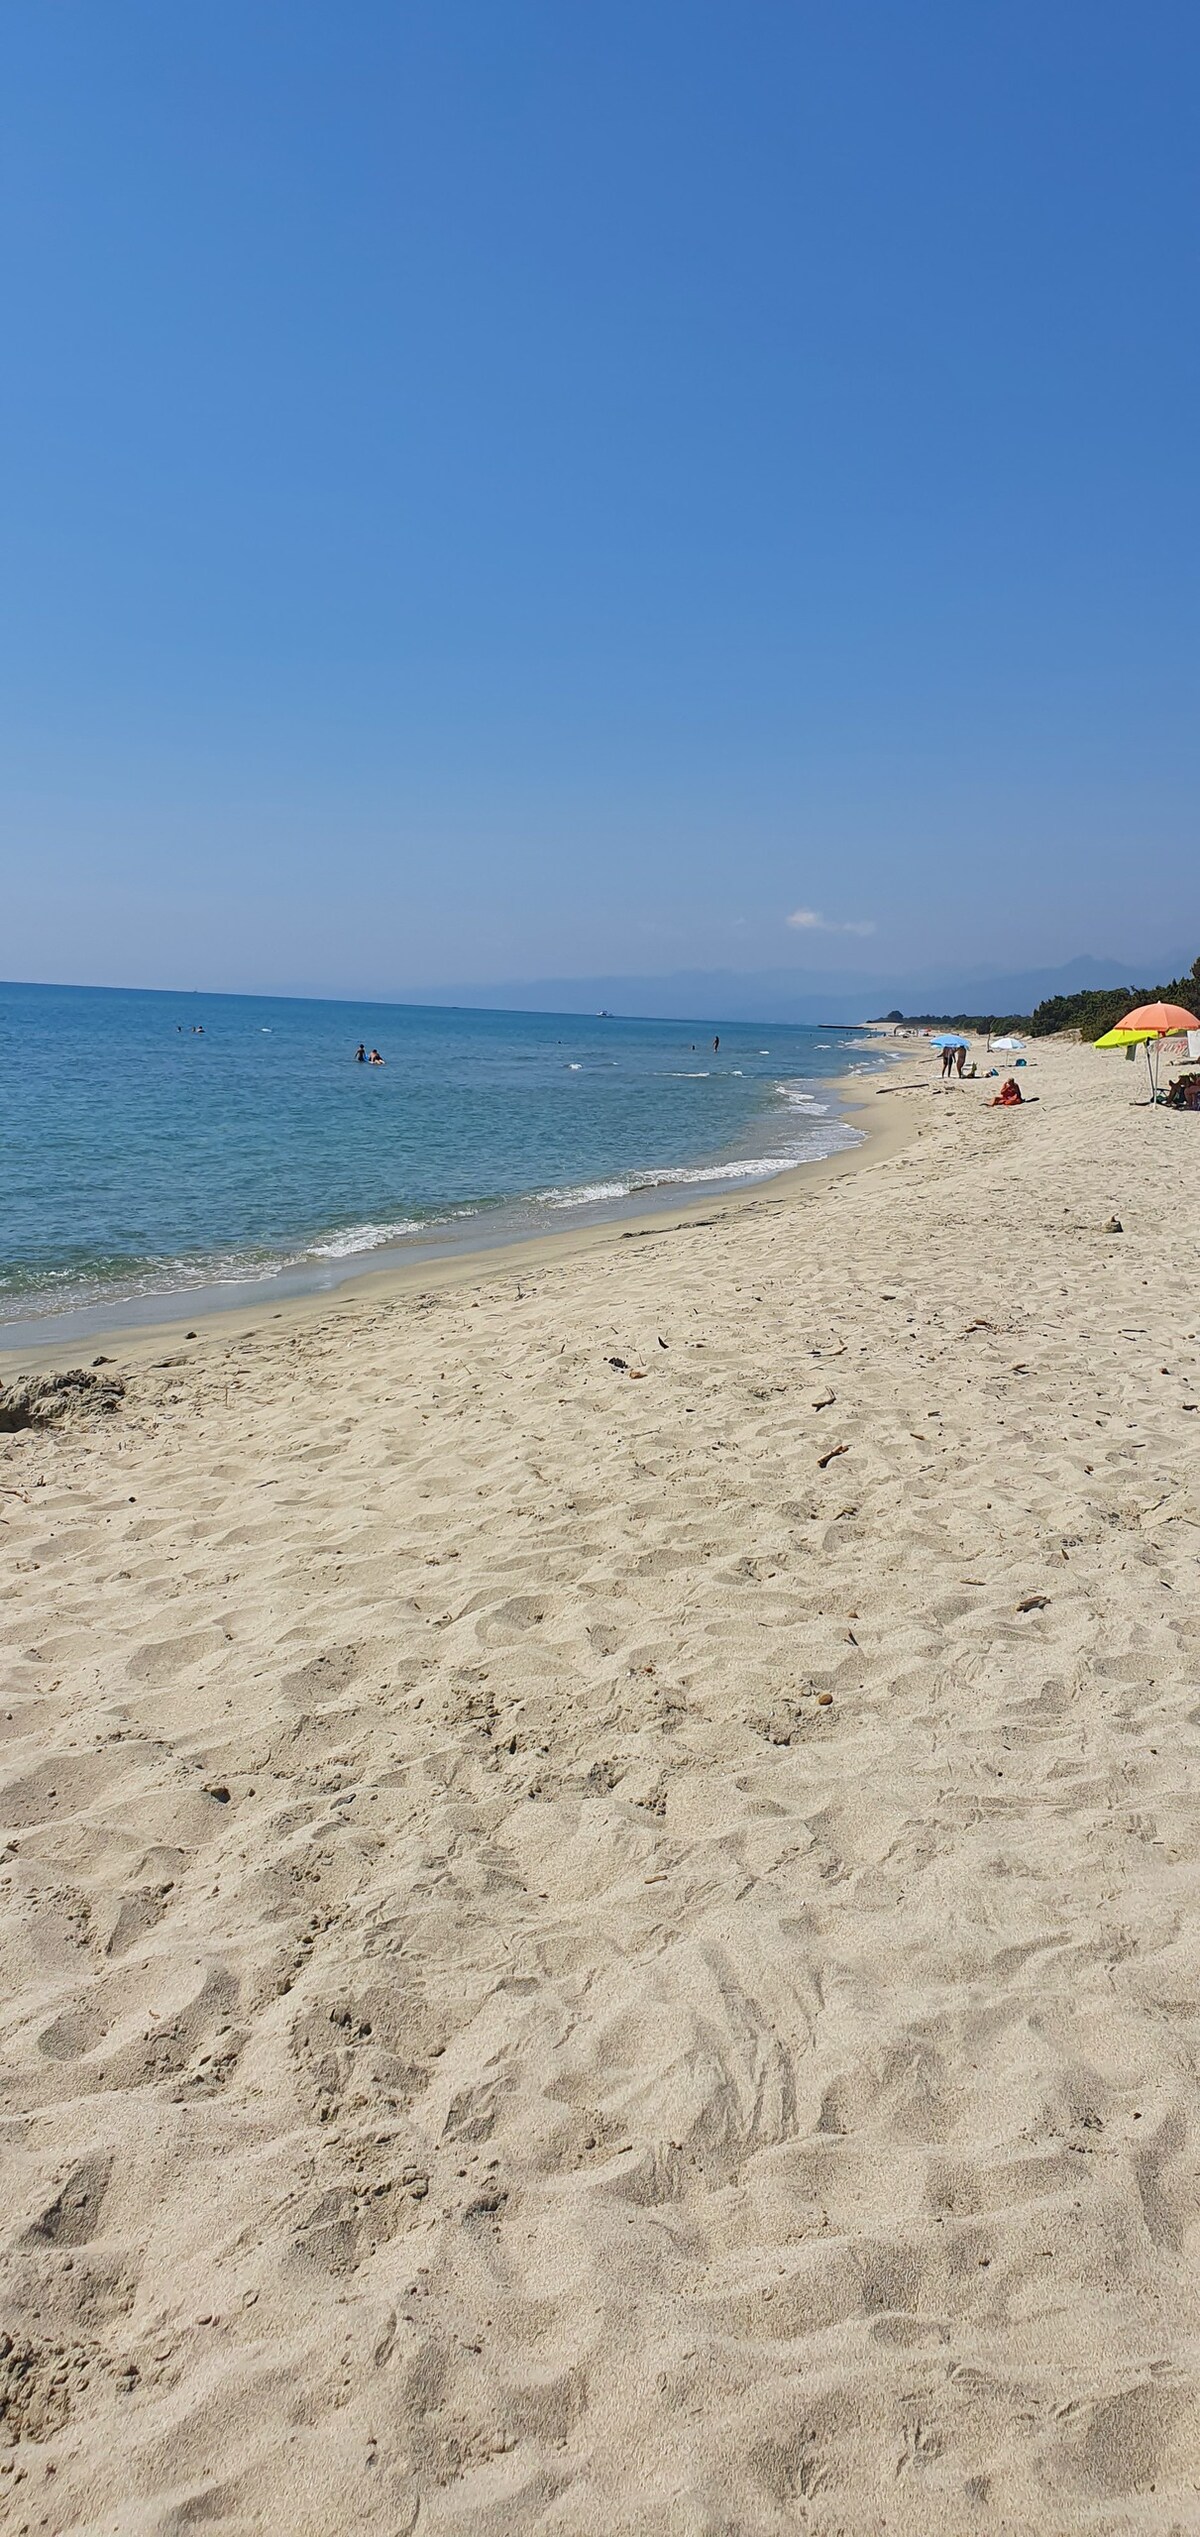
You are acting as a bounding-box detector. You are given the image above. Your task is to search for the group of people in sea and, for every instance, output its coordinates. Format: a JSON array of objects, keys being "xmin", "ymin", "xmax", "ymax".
[{"xmin": 354, "ymin": 1035, "xmax": 724, "ymax": 1066}]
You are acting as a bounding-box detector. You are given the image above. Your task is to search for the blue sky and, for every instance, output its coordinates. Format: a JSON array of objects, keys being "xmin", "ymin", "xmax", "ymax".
[{"xmin": 2, "ymin": 1, "xmax": 1196, "ymax": 997}]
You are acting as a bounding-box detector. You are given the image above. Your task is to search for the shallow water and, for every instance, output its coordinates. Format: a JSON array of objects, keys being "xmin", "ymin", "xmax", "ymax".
[{"xmin": 0, "ymin": 981, "xmax": 883, "ymax": 1335}]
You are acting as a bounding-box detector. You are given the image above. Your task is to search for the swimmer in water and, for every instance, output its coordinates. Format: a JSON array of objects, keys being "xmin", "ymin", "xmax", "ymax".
[
  {"xmin": 369, "ymin": 1047, "xmax": 384, "ymax": 1065},
  {"xmin": 355, "ymin": 1043, "xmax": 366, "ymax": 1063}
]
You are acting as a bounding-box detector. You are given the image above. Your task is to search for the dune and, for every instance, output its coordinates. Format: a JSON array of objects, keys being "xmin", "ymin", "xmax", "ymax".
[{"xmin": 2, "ymin": 1038, "xmax": 1199, "ymax": 2532}]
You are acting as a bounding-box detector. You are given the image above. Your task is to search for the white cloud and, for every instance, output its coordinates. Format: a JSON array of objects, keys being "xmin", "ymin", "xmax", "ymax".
[{"xmin": 787, "ymin": 907, "xmax": 876, "ymax": 937}]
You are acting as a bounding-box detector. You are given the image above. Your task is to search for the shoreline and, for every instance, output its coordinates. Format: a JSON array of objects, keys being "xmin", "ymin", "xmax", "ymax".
[
  {"xmin": 1, "ymin": 1064, "xmax": 916, "ymax": 1372},
  {"xmin": 2, "ymin": 993, "xmax": 891, "ymax": 1363}
]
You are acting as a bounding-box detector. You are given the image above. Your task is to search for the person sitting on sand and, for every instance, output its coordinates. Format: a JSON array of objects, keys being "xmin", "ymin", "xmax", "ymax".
[{"xmin": 991, "ymin": 1076, "xmax": 1023, "ymax": 1107}]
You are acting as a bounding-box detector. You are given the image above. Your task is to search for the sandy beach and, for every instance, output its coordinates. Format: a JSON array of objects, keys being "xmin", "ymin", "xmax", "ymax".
[{"xmin": 3, "ymin": 1036, "xmax": 1200, "ymax": 2534}]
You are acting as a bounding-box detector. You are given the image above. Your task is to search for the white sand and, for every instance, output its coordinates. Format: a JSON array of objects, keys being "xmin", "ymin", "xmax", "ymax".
[{"xmin": 3, "ymin": 1039, "xmax": 1199, "ymax": 2533}]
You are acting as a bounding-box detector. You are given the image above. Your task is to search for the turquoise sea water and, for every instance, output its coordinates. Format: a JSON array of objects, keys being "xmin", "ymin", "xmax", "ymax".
[{"xmin": 0, "ymin": 981, "xmax": 884, "ymax": 1339}]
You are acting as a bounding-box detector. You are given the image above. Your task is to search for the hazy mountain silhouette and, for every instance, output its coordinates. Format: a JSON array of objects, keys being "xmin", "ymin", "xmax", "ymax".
[{"xmin": 415, "ymin": 954, "xmax": 1191, "ymax": 1027}]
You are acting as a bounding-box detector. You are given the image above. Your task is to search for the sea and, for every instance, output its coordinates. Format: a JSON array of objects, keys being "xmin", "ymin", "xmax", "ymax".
[{"xmin": 0, "ymin": 981, "xmax": 888, "ymax": 1344}]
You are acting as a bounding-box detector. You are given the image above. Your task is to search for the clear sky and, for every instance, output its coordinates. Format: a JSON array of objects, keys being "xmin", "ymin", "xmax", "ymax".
[{"xmin": 2, "ymin": 1, "xmax": 1196, "ymax": 998}]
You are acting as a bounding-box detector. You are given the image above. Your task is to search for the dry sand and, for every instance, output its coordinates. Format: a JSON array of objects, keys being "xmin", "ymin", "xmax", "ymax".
[{"xmin": 2, "ymin": 1039, "xmax": 1199, "ymax": 2535}]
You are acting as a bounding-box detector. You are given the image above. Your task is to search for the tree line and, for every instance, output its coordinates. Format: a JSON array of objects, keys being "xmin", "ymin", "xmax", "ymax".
[
  {"xmin": 1027, "ymin": 954, "xmax": 1200, "ymax": 1039},
  {"xmin": 875, "ymin": 955, "xmax": 1200, "ymax": 1040}
]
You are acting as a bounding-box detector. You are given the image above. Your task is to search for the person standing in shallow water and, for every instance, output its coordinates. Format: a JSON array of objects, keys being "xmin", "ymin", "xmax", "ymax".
[
  {"xmin": 713, "ymin": 1035, "xmax": 720, "ymax": 1053},
  {"xmin": 354, "ymin": 1044, "xmax": 366, "ymax": 1063}
]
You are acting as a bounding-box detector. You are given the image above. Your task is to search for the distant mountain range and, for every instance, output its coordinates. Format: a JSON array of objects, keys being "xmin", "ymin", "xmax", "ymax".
[{"xmin": 415, "ymin": 953, "xmax": 1193, "ymax": 1028}]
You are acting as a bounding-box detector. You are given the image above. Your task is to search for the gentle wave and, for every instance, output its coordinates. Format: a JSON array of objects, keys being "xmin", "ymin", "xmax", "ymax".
[
  {"xmin": 536, "ymin": 1179, "xmax": 634, "ymax": 1207},
  {"xmin": 308, "ymin": 1219, "xmax": 422, "ymax": 1258},
  {"xmin": 536, "ymin": 1124, "xmax": 860, "ymax": 1210}
]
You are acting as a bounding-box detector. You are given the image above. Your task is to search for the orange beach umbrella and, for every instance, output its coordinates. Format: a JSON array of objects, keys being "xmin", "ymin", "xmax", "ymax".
[
  {"xmin": 1108, "ymin": 1001, "xmax": 1200, "ymax": 1101},
  {"xmin": 1114, "ymin": 1001, "xmax": 1200, "ymax": 1035}
]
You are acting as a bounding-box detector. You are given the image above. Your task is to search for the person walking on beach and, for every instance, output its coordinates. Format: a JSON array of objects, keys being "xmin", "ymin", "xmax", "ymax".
[{"xmin": 940, "ymin": 1043, "xmax": 955, "ymax": 1078}]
